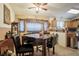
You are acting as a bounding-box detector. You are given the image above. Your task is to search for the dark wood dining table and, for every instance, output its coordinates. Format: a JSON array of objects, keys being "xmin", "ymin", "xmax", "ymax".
[
  {"xmin": 22, "ymin": 35, "xmax": 50, "ymax": 56},
  {"xmin": 35, "ymin": 36, "xmax": 50, "ymax": 56}
]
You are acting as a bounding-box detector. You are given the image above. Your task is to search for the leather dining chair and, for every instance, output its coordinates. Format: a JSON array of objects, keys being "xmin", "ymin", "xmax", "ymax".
[
  {"xmin": 47, "ymin": 37, "xmax": 53, "ymax": 55},
  {"xmin": 22, "ymin": 36, "xmax": 43, "ymax": 53},
  {"xmin": 12, "ymin": 35, "xmax": 34, "ymax": 56},
  {"xmin": 47, "ymin": 33, "xmax": 59, "ymax": 55}
]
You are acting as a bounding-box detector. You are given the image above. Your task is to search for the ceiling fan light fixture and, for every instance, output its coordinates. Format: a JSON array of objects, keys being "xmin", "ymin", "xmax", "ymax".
[
  {"xmin": 35, "ymin": 7, "xmax": 38, "ymax": 13},
  {"xmin": 36, "ymin": 7, "xmax": 42, "ymax": 12}
]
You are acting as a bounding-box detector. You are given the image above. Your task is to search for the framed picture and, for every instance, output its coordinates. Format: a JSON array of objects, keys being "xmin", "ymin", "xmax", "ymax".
[{"xmin": 4, "ymin": 4, "xmax": 10, "ymax": 24}]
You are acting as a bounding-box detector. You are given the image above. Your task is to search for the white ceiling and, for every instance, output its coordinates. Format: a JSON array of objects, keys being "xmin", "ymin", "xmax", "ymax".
[{"xmin": 9, "ymin": 3, "xmax": 79, "ymax": 21}]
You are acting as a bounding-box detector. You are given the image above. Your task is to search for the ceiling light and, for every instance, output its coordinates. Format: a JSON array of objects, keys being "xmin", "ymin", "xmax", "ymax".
[
  {"xmin": 67, "ymin": 9, "xmax": 79, "ymax": 14},
  {"xmin": 36, "ymin": 7, "xmax": 42, "ymax": 11},
  {"xmin": 36, "ymin": 7, "xmax": 39, "ymax": 11},
  {"xmin": 35, "ymin": 7, "xmax": 42, "ymax": 13}
]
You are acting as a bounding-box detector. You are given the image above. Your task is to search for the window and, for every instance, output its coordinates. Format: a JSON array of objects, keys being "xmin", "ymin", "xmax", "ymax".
[
  {"xmin": 19, "ymin": 20, "xmax": 25, "ymax": 32},
  {"xmin": 44, "ymin": 22, "xmax": 48, "ymax": 31},
  {"xmin": 26, "ymin": 22, "xmax": 43, "ymax": 32},
  {"xmin": 56, "ymin": 21, "xmax": 64, "ymax": 30}
]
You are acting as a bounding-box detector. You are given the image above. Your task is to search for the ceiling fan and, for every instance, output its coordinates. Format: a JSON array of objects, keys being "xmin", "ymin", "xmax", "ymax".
[{"xmin": 28, "ymin": 3, "xmax": 48, "ymax": 13}]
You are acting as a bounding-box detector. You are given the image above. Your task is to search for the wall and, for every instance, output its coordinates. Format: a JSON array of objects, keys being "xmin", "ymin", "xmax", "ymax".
[
  {"xmin": 16, "ymin": 14, "xmax": 48, "ymax": 20},
  {"xmin": 0, "ymin": 28, "xmax": 10, "ymax": 40},
  {"xmin": 0, "ymin": 3, "xmax": 15, "ymax": 40},
  {"xmin": 0, "ymin": 39, "xmax": 14, "ymax": 54}
]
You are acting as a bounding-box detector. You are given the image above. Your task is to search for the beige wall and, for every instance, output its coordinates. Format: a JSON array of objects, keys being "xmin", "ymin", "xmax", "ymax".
[
  {"xmin": 0, "ymin": 3, "xmax": 15, "ymax": 40},
  {"xmin": 0, "ymin": 27, "xmax": 10, "ymax": 40},
  {"xmin": 16, "ymin": 14, "xmax": 48, "ymax": 20}
]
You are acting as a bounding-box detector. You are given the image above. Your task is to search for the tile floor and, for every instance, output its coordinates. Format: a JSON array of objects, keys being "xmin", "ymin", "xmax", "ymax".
[{"xmin": 34, "ymin": 44, "xmax": 79, "ymax": 56}]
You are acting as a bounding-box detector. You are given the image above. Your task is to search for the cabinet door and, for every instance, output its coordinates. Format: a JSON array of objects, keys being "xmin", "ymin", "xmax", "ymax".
[{"xmin": 67, "ymin": 21, "xmax": 77, "ymax": 28}]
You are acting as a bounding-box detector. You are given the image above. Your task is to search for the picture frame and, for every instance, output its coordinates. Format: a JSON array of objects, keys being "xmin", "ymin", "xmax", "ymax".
[{"xmin": 4, "ymin": 4, "xmax": 11, "ymax": 25}]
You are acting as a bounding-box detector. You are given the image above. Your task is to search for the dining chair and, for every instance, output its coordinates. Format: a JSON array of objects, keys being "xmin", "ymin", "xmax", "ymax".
[
  {"xmin": 51, "ymin": 34, "xmax": 58, "ymax": 54},
  {"xmin": 22, "ymin": 36, "xmax": 43, "ymax": 53},
  {"xmin": 47, "ymin": 34, "xmax": 58, "ymax": 55},
  {"xmin": 12, "ymin": 35, "xmax": 34, "ymax": 56}
]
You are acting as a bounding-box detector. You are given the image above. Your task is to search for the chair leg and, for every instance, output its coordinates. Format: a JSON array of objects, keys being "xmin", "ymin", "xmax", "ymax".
[
  {"xmin": 47, "ymin": 48, "xmax": 50, "ymax": 55},
  {"xmin": 36, "ymin": 46, "xmax": 38, "ymax": 52},
  {"xmin": 16, "ymin": 53, "xmax": 18, "ymax": 56},
  {"xmin": 32, "ymin": 51, "xmax": 34, "ymax": 56},
  {"xmin": 53, "ymin": 46, "xmax": 55, "ymax": 54},
  {"xmin": 33, "ymin": 48, "xmax": 34, "ymax": 56},
  {"xmin": 19, "ymin": 53, "xmax": 21, "ymax": 56}
]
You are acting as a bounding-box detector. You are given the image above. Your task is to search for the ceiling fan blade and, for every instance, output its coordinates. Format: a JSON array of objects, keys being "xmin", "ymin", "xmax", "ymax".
[
  {"xmin": 28, "ymin": 7, "xmax": 35, "ymax": 9},
  {"xmin": 41, "ymin": 8, "xmax": 47, "ymax": 11},
  {"xmin": 42, "ymin": 3, "xmax": 48, "ymax": 5},
  {"xmin": 40, "ymin": 5, "xmax": 48, "ymax": 11},
  {"xmin": 33, "ymin": 3, "xmax": 47, "ymax": 7},
  {"xmin": 28, "ymin": 3, "xmax": 48, "ymax": 11},
  {"xmin": 33, "ymin": 3, "xmax": 41, "ymax": 7}
]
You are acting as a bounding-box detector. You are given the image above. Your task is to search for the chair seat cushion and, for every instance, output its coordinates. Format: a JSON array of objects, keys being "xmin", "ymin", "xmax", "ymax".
[
  {"xmin": 47, "ymin": 44, "xmax": 52, "ymax": 48},
  {"xmin": 22, "ymin": 44, "xmax": 33, "ymax": 48}
]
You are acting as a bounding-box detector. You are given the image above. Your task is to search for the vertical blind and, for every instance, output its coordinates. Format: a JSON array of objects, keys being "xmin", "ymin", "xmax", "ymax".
[
  {"xmin": 26, "ymin": 22, "xmax": 48, "ymax": 32},
  {"xmin": 44, "ymin": 22, "xmax": 48, "ymax": 31},
  {"xmin": 57, "ymin": 21, "xmax": 64, "ymax": 30},
  {"xmin": 19, "ymin": 20, "xmax": 48, "ymax": 32},
  {"xmin": 19, "ymin": 20, "xmax": 25, "ymax": 32},
  {"xmin": 26, "ymin": 22, "xmax": 43, "ymax": 32}
]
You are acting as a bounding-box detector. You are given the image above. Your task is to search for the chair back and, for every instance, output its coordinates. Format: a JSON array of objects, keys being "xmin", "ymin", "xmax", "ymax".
[
  {"xmin": 47, "ymin": 33, "xmax": 58, "ymax": 48},
  {"xmin": 12, "ymin": 35, "xmax": 21, "ymax": 50},
  {"xmin": 52, "ymin": 34, "xmax": 58, "ymax": 46},
  {"xmin": 47, "ymin": 37, "xmax": 53, "ymax": 48}
]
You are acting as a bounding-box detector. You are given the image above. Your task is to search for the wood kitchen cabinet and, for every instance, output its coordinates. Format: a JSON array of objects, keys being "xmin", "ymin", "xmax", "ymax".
[{"xmin": 67, "ymin": 21, "xmax": 77, "ymax": 28}]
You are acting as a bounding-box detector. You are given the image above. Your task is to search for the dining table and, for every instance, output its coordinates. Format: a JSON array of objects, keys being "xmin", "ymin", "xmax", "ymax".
[
  {"xmin": 34, "ymin": 35, "xmax": 50, "ymax": 56},
  {"xmin": 22, "ymin": 34, "xmax": 55, "ymax": 56}
]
